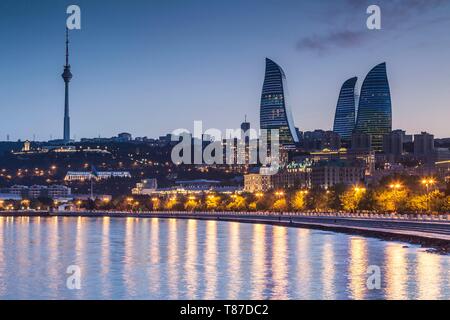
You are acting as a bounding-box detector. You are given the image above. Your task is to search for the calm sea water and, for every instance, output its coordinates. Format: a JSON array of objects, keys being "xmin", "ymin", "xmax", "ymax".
[{"xmin": 0, "ymin": 216, "xmax": 449, "ymax": 300}]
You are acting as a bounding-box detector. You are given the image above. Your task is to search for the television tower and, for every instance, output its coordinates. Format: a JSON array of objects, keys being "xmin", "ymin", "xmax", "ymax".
[{"xmin": 62, "ymin": 28, "xmax": 73, "ymax": 143}]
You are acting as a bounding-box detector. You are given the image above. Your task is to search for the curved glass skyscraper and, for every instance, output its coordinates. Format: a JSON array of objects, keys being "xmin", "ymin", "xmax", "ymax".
[
  {"xmin": 260, "ymin": 58, "xmax": 299, "ymax": 146},
  {"xmin": 333, "ymin": 77, "xmax": 358, "ymax": 141},
  {"xmin": 355, "ymin": 62, "xmax": 392, "ymax": 151}
]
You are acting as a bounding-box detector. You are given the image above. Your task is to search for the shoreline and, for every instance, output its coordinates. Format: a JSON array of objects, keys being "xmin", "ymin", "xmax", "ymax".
[{"xmin": 2, "ymin": 211, "xmax": 450, "ymax": 254}]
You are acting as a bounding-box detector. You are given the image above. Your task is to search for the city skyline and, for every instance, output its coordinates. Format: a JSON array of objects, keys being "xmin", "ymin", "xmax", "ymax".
[{"xmin": 1, "ymin": 0, "xmax": 450, "ymax": 141}]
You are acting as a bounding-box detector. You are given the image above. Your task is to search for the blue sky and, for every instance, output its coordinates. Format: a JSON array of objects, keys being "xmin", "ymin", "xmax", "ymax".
[{"xmin": 1, "ymin": 0, "xmax": 450, "ymax": 140}]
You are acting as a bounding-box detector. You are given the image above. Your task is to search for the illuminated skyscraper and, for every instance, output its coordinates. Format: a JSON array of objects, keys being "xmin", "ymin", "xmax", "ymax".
[
  {"xmin": 260, "ymin": 58, "xmax": 299, "ymax": 146},
  {"xmin": 355, "ymin": 63, "xmax": 392, "ymax": 152},
  {"xmin": 333, "ymin": 77, "xmax": 357, "ymax": 142}
]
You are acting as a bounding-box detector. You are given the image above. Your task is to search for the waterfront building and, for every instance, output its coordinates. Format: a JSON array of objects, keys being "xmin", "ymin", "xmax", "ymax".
[
  {"xmin": 244, "ymin": 173, "xmax": 273, "ymax": 192},
  {"xmin": 7, "ymin": 185, "xmax": 71, "ymax": 199},
  {"xmin": 355, "ymin": 63, "xmax": 392, "ymax": 152},
  {"xmin": 311, "ymin": 160, "xmax": 365, "ymax": 189},
  {"xmin": 64, "ymin": 171, "xmax": 132, "ymax": 182},
  {"xmin": 132, "ymin": 178, "xmax": 158, "ymax": 195},
  {"xmin": 260, "ymin": 58, "xmax": 299, "ymax": 146},
  {"xmin": 244, "ymin": 166, "xmax": 310, "ymax": 192},
  {"xmin": 333, "ymin": 77, "xmax": 358, "ymax": 142}
]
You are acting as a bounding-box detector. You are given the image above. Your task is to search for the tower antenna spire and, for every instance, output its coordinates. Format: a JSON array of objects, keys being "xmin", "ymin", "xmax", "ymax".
[{"xmin": 65, "ymin": 28, "xmax": 70, "ymax": 67}]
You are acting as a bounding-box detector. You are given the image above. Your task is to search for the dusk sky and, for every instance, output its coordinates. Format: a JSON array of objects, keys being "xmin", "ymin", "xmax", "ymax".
[{"xmin": 1, "ymin": 0, "xmax": 450, "ymax": 141}]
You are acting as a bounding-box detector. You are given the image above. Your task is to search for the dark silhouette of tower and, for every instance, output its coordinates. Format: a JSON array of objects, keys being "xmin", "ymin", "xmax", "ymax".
[{"xmin": 62, "ymin": 28, "xmax": 73, "ymax": 143}]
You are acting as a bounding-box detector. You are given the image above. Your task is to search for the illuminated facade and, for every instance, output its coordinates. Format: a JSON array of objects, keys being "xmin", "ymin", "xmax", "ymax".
[
  {"xmin": 260, "ymin": 58, "xmax": 299, "ymax": 146},
  {"xmin": 355, "ymin": 63, "xmax": 392, "ymax": 152},
  {"xmin": 333, "ymin": 77, "xmax": 358, "ymax": 141}
]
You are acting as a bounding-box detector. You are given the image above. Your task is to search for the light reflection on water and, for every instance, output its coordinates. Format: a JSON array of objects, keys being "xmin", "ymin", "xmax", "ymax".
[{"xmin": 0, "ymin": 216, "xmax": 449, "ymax": 300}]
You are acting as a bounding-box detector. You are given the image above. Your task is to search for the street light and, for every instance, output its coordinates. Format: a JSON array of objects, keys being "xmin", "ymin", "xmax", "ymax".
[
  {"xmin": 275, "ymin": 191, "xmax": 285, "ymax": 197},
  {"xmin": 388, "ymin": 182, "xmax": 403, "ymax": 213},
  {"xmin": 389, "ymin": 182, "xmax": 402, "ymax": 190},
  {"xmin": 354, "ymin": 186, "xmax": 366, "ymax": 193},
  {"xmin": 421, "ymin": 178, "xmax": 437, "ymax": 213}
]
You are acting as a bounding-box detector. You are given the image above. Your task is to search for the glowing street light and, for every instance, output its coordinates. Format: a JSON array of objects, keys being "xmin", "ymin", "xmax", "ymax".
[
  {"xmin": 389, "ymin": 182, "xmax": 402, "ymax": 190},
  {"xmin": 275, "ymin": 191, "xmax": 285, "ymax": 197},
  {"xmin": 354, "ymin": 186, "xmax": 366, "ymax": 193},
  {"xmin": 421, "ymin": 178, "xmax": 437, "ymax": 213}
]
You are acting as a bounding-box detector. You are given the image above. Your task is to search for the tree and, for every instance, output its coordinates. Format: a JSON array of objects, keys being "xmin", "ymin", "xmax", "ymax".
[
  {"xmin": 443, "ymin": 196, "xmax": 450, "ymax": 212},
  {"xmin": 205, "ymin": 195, "xmax": 221, "ymax": 211},
  {"xmin": 226, "ymin": 195, "xmax": 247, "ymax": 211},
  {"xmin": 291, "ymin": 191, "xmax": 307, "ymax": 211},
  {"xmin": 375, "ymin": 188, "xmax": 408, "ymax": 212},
  {"xmin": 184, "ymin": 199, "xmax": 199, "ymax": 211},
  {"xmin": 272, "ymin": 198, "xmax": 288, "ymax": 212},
  {"xmin": 411, "ymin": 190, "xmax": 446, "ymax": 213},
  {"xmin": 406, "ymin": 194, "xmax": 429, "ymax": 212},
  {"xmin": 340, "ymin": 188, "xmax": 365, "ymax": 212}
]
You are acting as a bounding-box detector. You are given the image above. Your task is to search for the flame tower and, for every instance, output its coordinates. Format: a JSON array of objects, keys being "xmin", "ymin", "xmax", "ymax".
[{"xmin": 62, "ymin": 28, "xmax": 72, "ymax": 143}]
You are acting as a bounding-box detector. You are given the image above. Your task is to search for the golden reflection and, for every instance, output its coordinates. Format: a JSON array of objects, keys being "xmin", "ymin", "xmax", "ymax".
[
  {"xmin": 348, "ymin": 237, "xmax": 368, "ymax": 300},
  {"xmin": 74, "ymin": 217, "xmax": 85, "ymax": 298},
  {"xmin": 203, "ymin": 220, "xmax": 218, "ymax": 299},
  {"xmin": 100, "ymin": 217, "xmax": 111, "ymax": 297},
  {"xmin": 251, "ymin": 224, "xmax": 266, "ymax": 299},
  {"xmin": 16, "ymin": 217, "xmax": 30, "ymax": 285},
  {"xmin": 185, "ymin": 219, "xmax": 198, "ymax": 299},
  {"xmin": 166, "ymin": 219, "xmax": 178, "ymax": 298},
  {"xmin": 417, "ymin": 252, "xmax": 442, "ymax": 300},
  {"xmin": 385, "ymin": 243, "xmax": 407, "ymax": 300},
  {"xmin": 124, "ymin": 217, "xmax": 136, "ymax": 296},
  {"xmin": 322, "ymin": 239, "xmax": 335, "ymax": 300},
  {"xmin": 297, "ymin": 229, "xmax": 311, "ymax": 299},
  {"xmin": 0, "ymin": 217, "xmax": 5, "ymax": 296},
  {"xmin": 47, "ymin": 217, "xmax": 59, "ymax": 293},
  {"xmin": 227, "ymin": 222, "xmax": 241, "ymax": 299},
  {"xmin": 272, "ymin": 226, "xmax": 289, "ymax": 299}
]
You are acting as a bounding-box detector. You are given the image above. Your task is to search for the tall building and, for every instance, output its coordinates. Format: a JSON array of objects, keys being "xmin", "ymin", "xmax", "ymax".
[
  {"xmin": 383, "ymin": 130, "xmax": 405, "ymax": 161},
  {"xmin": 351, "ymin": 132, "xmax": 372, "ymax": 152},
  {"xmin": 260, "ymin": 58, "xmax": 299, "ymax": 147},
  {"xmin": 414, "ymin": 132, "xmax": 435, "ymax": 162},
  {"xmin": 241, "ymin": 115, "xmax": 250, "ymax": 143},
  {"xmin": 355, "ymin": 63, "xmax": 392, "ymax": 152},
  {"xmin": 333, "ymin": 77, "xmax": 358, "ymax": 142},
  {"xmin": 62, "ymin": 29, "xmax": 73, "ymax": 143},
  {"xmin": 303, "ymin": 130, "xmax": 341, "ymax": 151}
]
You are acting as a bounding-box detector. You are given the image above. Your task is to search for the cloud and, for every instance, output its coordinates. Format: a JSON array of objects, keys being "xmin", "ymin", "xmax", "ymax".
[
  {"xmin": 296, "ymin": 30, "xmax": 367, "ymax": 53},
  {"xmin": 296, "ymin": 0, "xmax": 449, "ymax": 54}
]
